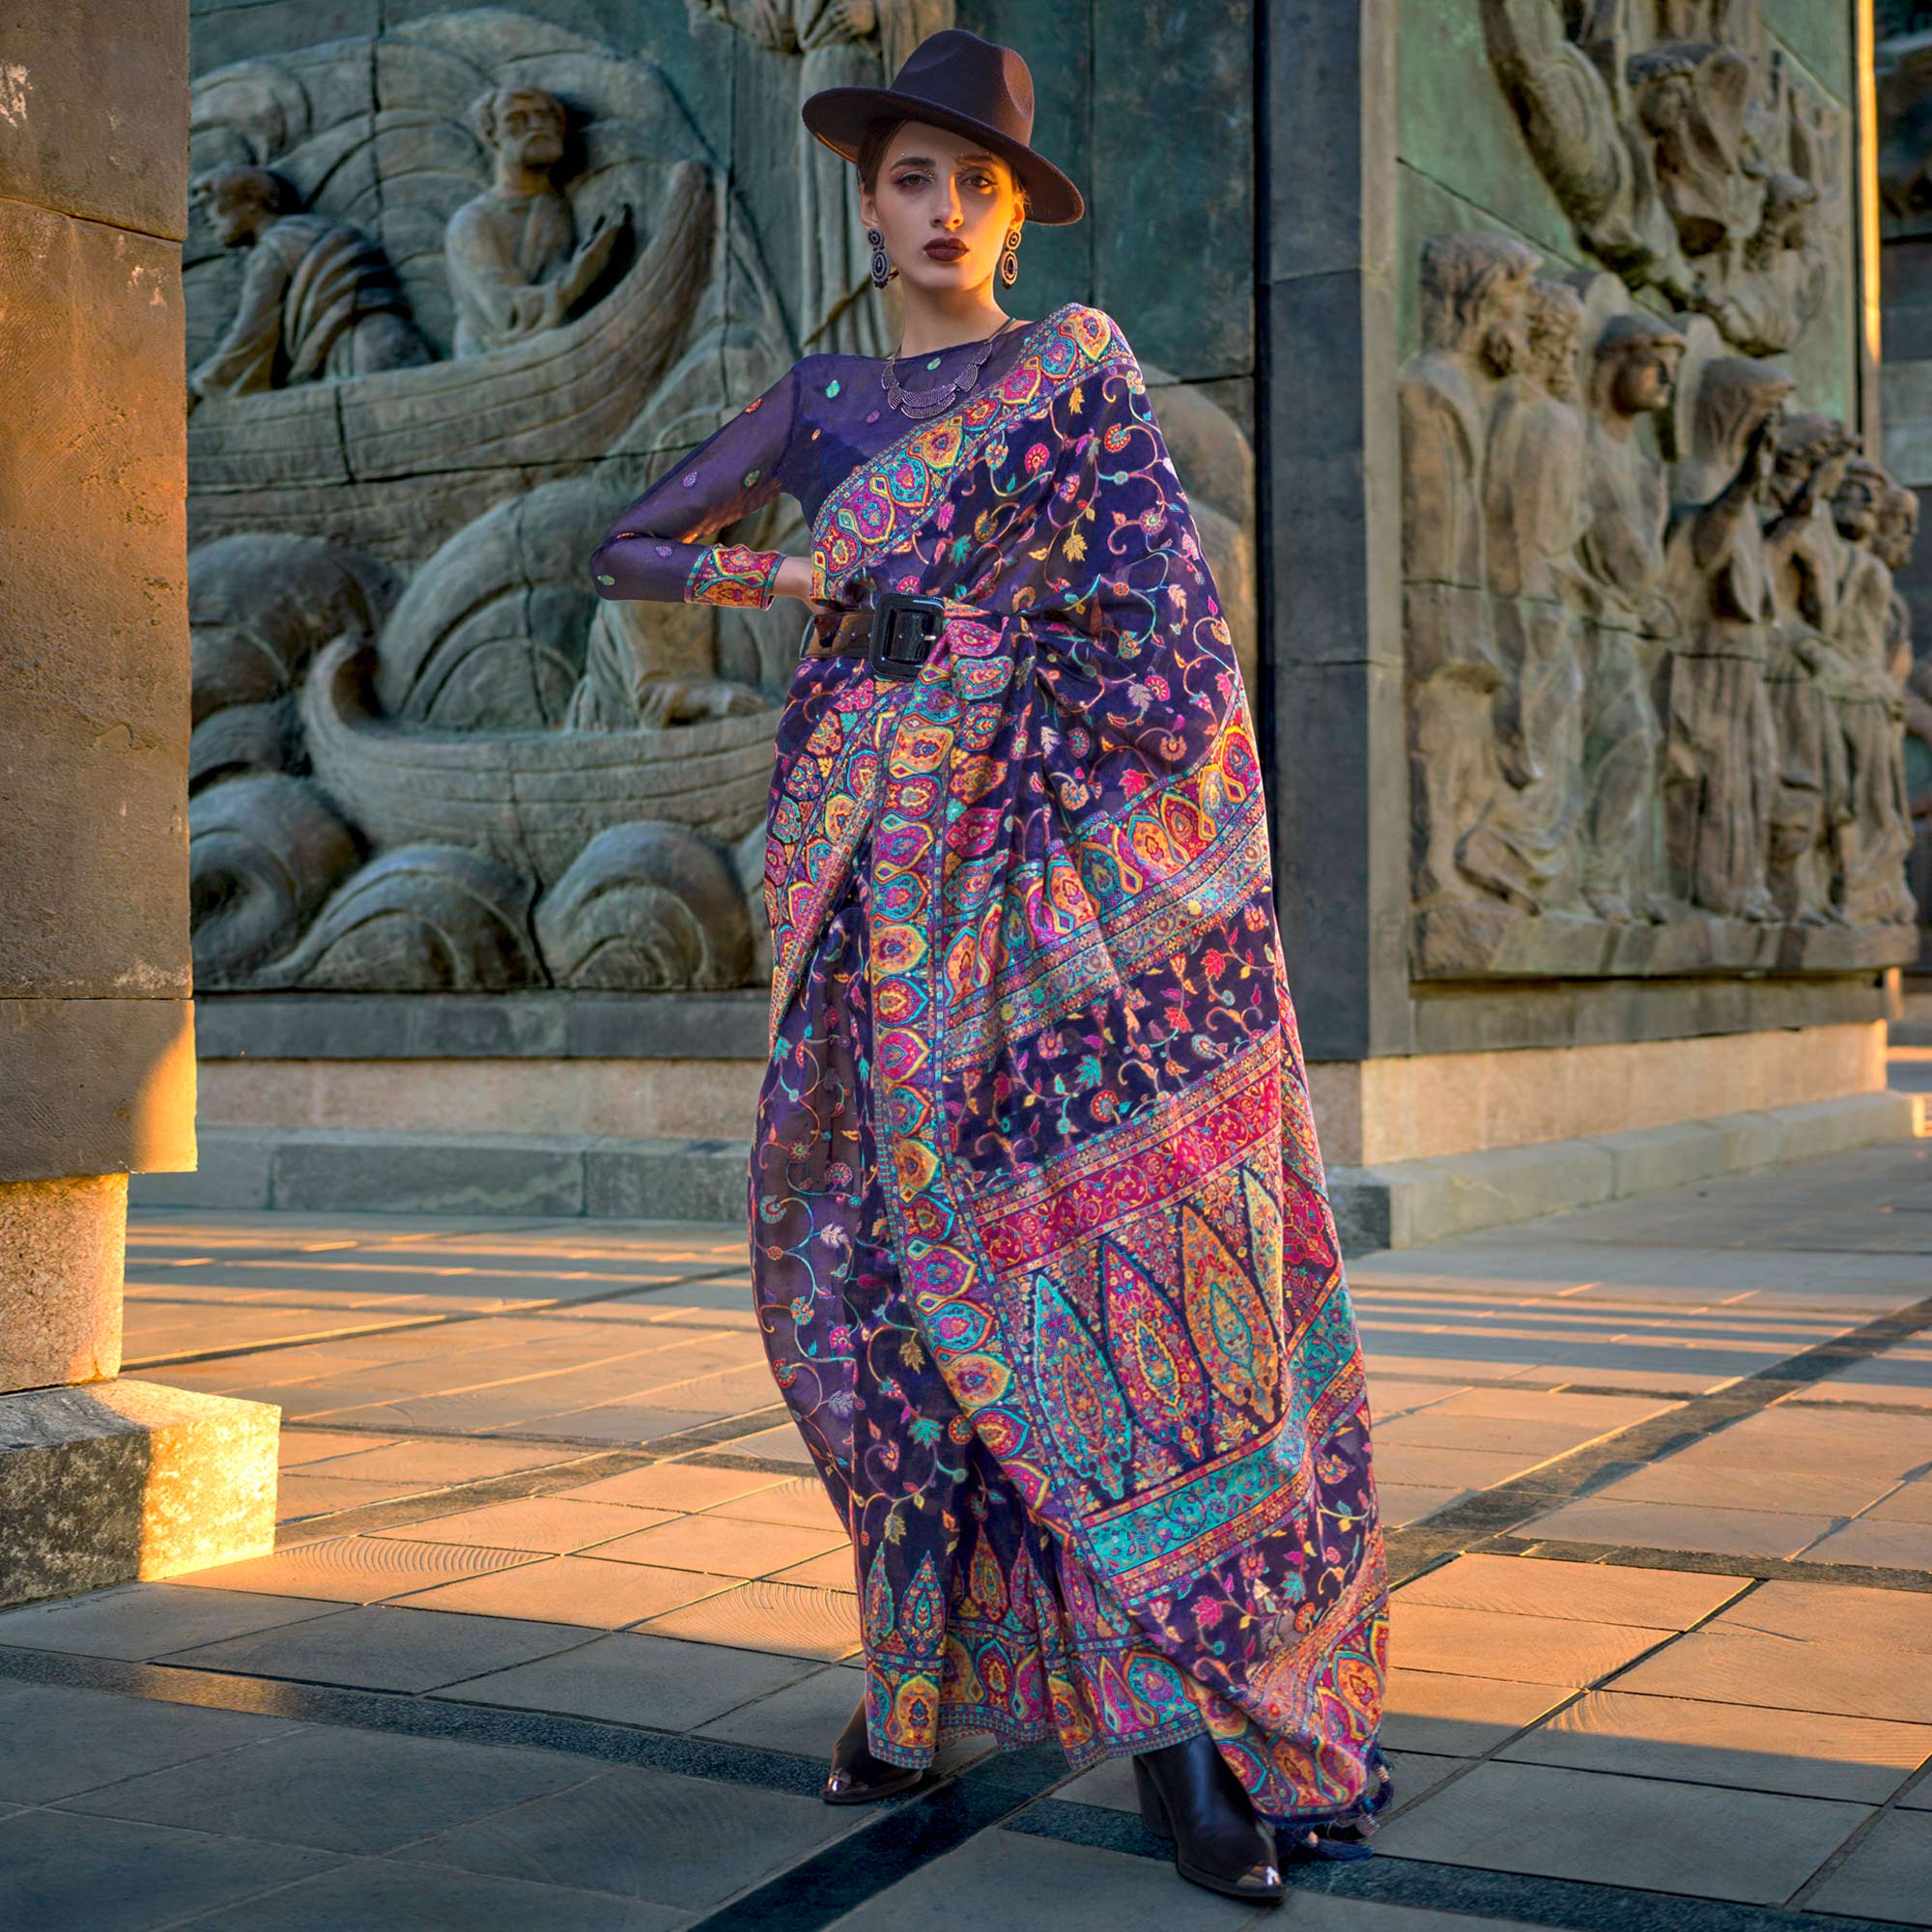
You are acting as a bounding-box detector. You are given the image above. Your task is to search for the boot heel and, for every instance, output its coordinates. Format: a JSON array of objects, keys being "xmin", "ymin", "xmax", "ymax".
[{"xmin": 1132, "ymin": 1757, "xmax": 1175, "ymax": 1840}]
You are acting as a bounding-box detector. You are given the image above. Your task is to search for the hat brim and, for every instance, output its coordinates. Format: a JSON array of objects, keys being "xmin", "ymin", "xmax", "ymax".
[{"xmin": 801, "ymin": 87, "xmax": 1085, "ymax": 226}]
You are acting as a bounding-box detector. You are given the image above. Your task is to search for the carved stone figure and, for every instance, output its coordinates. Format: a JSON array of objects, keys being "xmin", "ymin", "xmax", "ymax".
[
  {"xmin": 188, "ymin": 169, "xmax": 431, "ymax": 400},
  {"xmin": 1829, "ymin": 458, "xmax": 1917, "ymax": 924},
  {"xmin": 1475, "ymin": 278, "xmax": 1590, "ymax": 910},
  {"xmin": 693, "ymin": 0, "xmax": 953, "ymax": 355},
  {"xmin": 1660, "ymin": 354, "xmax": 1791, "ymax": 922},
  {"xmin": 1482, "ymin": 0, "xmax": 1677, "ymax": 286},
  {"xmin": 1887, "ymin": 483, "xmax": 1932, "ymax": 911},
  {"xmin": 1400, "ymin": 232, "xmax": 1541, "ymax": 907},
  {"xmin": 568, "ymin": 594, "xmax": 769, "ymax": 730},
  {"xmin": 1628, "ymin": 40, "xmax": 1761, "ymax": 260},
  {"xmin": 1706, "ymin": 171, "xmax": 1833, "ymax": 357},
  {"xmin": 445, "ymin": 87, "xmax": 631, "ymax": 358},
  {"xmin": 1761, "ymin": 412, "xmax": 1857, "ymax": 925},
  {"xmin": 1576, "ymin": 304, "xmax": 1685, "ymax": 921},
  {"xmin": 1484, "ymin": 0, "xmax": 1842, "ymax": 356}
]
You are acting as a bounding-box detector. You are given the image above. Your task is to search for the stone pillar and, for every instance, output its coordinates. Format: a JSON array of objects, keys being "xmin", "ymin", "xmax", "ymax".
[
  {"xmin": 1260, "ymin": 0, "xmax": 1414, "ymax": 1062},
  {"xmin": 0, "ymin": 0, "xmax": 276, "ymax": 1609}
]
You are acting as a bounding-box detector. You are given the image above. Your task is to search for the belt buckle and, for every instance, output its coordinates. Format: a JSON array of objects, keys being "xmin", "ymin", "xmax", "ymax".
[{"xmin": 867, "ymin": 592, "xmax": 945, "ymax": 683}]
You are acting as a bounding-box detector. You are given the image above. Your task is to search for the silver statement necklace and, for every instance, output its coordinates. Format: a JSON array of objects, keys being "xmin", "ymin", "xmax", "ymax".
[{"xmin": 881, "ymin": 317, "xmax": 1016, "ymax": 420}]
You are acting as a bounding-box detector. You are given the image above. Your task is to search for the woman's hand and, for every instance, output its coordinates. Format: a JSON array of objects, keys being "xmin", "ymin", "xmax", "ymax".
[{"xmin": 773, "ymin": 554, "xmax": 821, "ymax": 604}]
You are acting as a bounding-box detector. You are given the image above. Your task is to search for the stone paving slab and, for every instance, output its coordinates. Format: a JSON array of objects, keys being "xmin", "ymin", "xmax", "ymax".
[
  {"xmin": 58, "ymin": 1724, "xmax": 595, "ymax": 1853},
  {"xmin": 822, "ymin": 1824, "xmax": 1267, "ymax": 1930},
  {"xmin": 1496, "ymin": 1686, "xmax": 1932, "ymax": 1802},
  {"xmin": 1804, "ymin": 1807, "xmax": 1932, "ymax": 1925},
  {"xmin": 433, "ymin": 1630, "xmax": 823, "ymax": 1731},
  {"xmin": 0, "ymin": 1808, "xmax": 344, "ymax": 1932},
  {"xmin": 390, "ymin": 1553, "xmax": 736, "ymax": 1630},
  {"xmin": 0, "ymin": 1582, "xmax": 343, "ymax": 1661},
  {"xmin": 1367, "ymin": 1758, "xmax": 1873, "ymax": 1904},
  {"xmin": 388, "ymin": 1763, "xmax": 856, "ymax": 1912},
  {"xmin": 0, "ymin": 1681, "xmax": 296, "ymax": 1804},
  {"xmin": 163, "ymin": 1605, "xmax": 596, "ymax": 1693},
  {"xmin": 1391, "ymin": 1552, "xmax": 1747, "ymax": 1629},
  {"xmin": 367, "ymin": 1495, "xmax": 676, "ymax": 1553},
  {"xmin": 175, "ymin": 1859, "xmax": 689, "ymax": 1932},
  {"xmin": 169, "ymin": 1534, "xmax": 543, "ymax": 1605}
]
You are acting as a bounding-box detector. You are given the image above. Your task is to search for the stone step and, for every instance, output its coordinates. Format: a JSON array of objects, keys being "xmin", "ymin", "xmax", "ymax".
[
  {"xmin": 139, "ymin": 1090, "xmax": 1917, "ymax": 1254},
  {"xmin": 132, "ymin": 1128, "xmax": 751, "ymax": 1225},
  {"xmin": 1327, "ymin": 1092, "xmax": 1920, "ymax": 1251}
]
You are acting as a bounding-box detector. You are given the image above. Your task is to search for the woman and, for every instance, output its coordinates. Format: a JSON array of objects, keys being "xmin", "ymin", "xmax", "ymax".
[{"xmin": 590, "ymin": 28, "xmax": 1389, "ymax": 1904}]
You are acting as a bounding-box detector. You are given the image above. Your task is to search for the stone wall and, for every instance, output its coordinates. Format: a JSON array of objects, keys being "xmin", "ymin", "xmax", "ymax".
[{"xmin": 180, "ymin": 0, "xmax": 1257, "ymax": 1007}]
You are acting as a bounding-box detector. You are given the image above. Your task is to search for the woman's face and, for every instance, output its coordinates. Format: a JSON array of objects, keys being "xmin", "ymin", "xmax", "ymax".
[{"xmin": 861, "ymin": 121, "xmax": 1022, "ymax": 298}]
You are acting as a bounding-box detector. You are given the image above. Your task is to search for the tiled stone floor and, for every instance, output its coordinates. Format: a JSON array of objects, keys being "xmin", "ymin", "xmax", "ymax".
[{"xmin": 0, "ymin": 1138, "xmax": 1928, "ymax": 1928}]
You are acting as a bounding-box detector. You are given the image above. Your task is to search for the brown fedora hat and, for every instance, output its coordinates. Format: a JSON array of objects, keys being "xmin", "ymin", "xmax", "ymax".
[{"xmin": 802, "ymin": 28, "xmax": 1084, "ymax": 226}]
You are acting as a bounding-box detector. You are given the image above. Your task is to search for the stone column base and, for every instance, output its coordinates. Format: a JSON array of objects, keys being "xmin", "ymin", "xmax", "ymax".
[{"xmin": 0, "ymin": 1379, "xmax": 278, "ymax": 1610}]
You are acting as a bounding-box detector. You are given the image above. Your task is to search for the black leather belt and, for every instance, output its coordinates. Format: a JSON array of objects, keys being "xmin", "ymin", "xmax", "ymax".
[{"xmin": 803, "ymin": 591, "xmax": 949, "ymax": 683}]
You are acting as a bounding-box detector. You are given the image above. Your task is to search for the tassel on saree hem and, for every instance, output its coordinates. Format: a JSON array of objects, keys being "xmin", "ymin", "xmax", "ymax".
[{"xmin": 1260, "ymin": 1752, "xmax": 1394, "ymax": 1862}]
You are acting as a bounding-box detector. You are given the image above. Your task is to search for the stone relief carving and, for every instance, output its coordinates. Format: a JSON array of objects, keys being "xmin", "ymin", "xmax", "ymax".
[
  {"xmin": 1399, "ymin": 232, "xmax": 1540, "ymax": 913},
  {"xmin": 1761, "ymin": 410, "xmax": 1858, "ymax": 927},
  {"xmin": 188, "ymin": 169, "xmax": 432, "ymax": 401},
  {"xmin": 184, "ymin": 10, "xmax": 792, "ymax": 995},
  {"xmin": 1829, "ymin": 457, "xmax": 1918, "ymax": 925},
  {"xmin": 1476, "ymin": 277, "xmax": 1590, "ymax": 911},
  {"xmin": 1404, "ymin": 237, "xmax": 1918, "ymax": 980},
  {"xmin": 1891, "ymin": 482, "xmax": 1932, "ymax": 919},
  {"xmin": 1575, "ymin": 291, "xmax": 1684, "ymax": 922},
  {"xmin": 181, "ymin": 7, "xmax": 1265, "ymax": 999},
  {"xmin": 1660, "ymin": 350, "xmax": 1789, "ymax": 926},
  {"xmin": 1484, "ymin": 0, "xmax": 1844, "ymax": 355},
  {"xmin": 446, "ymin": 86, "xmax": 632, "ymax": 357}
]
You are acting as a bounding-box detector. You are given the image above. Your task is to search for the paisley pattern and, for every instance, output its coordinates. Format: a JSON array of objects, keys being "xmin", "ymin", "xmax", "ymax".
[
  {"xmin": 685, "ymin": 541, "xmax": 783, "ymax": 608},
  {"xmin": 751, "ymin": 303, "xmax": 1388, "ymax": 1829}
]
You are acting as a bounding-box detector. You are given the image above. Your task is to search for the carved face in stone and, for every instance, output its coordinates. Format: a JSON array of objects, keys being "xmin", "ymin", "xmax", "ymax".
[
  {"xmin": 1832, "ymin": 459, "xmax": 1888, "ymax": 546},
  {"xmin": 1769, "ymin": 412, "xmax": 1856, "ymax": 514},
  {"xmin": 1616, "ymin": 341, "xmax": 1681, "ymax": 414},
  {"xmin": 1596, "ymin": 316, "xmax": 1685, "ymax": 420},
  {"xmin": 1878, "ymin": 486, "xmax": 1921, "ymax": 571},
  {"xmin": 1416, "ymin": 233, "xmax": 1541, "ymax": 376},
  {"xmin": 1694, "ymin": 358, "xmax": 1795, "ymax": 497},
  {"xmin": 483, "ymin": 88, "xmax": 567, "ymax": 173},
  {"xmin": 193, "ymin": 168, "xmax": 299, "ymax": 248},
  {"xmin": 1480, "ymin": 277, "xmax": 1534, "ymax": 379},
  {"xmin": 1524, "ymin": 283, "xmax": 1583, "ymax": 399}
]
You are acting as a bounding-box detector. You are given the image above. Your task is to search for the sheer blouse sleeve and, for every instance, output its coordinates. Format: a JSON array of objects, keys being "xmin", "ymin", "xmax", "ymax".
[{"xmin": 589, "ymin": 363, "xmax": 800, "ymax": 607}]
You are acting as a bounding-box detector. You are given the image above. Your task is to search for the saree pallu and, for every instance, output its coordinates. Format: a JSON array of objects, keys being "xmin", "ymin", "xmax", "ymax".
[{"xmin": 751, "ymin": 302, "xmax": 1388, "ymax": 1831}]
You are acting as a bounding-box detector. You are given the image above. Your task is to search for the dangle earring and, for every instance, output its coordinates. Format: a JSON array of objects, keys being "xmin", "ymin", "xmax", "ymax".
[
  {"xmin": 867, "ymin": 227, "xmax": 895, "ymax": 289},
  {"xmin": 999, "ymin": 226, "xmax": 1022, "ymax": 288}
]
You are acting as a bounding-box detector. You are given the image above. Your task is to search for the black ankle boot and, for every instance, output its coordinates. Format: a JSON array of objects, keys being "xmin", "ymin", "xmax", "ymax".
[
  {"xmin": 1132, "ymin": 1732, "xmax": 1285, "ymax": 1904},
  {"xmin": 822, "ymin": 1697, "xmax": 923, "ymax": 1804}
]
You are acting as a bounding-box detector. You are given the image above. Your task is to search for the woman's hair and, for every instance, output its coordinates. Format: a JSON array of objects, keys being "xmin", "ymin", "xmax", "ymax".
[
  {"xmin": 856, "ymin": 117, "xmax": 1029, "ymax": 214},
  {"xmin": 856, "ymin": 119, "xmax": 908, "ymax": 194}
]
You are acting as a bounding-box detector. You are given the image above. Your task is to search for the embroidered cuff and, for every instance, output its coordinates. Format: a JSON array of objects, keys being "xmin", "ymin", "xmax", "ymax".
[{"xmin": 685, "ymin": 543, "xmax": 784, "ymax": 609}]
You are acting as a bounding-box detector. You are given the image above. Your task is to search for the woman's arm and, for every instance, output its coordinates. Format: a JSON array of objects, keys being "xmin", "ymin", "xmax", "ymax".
[{"xmin": 590, "ymin": 363, "xmax": 804, "ymax": 607}]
